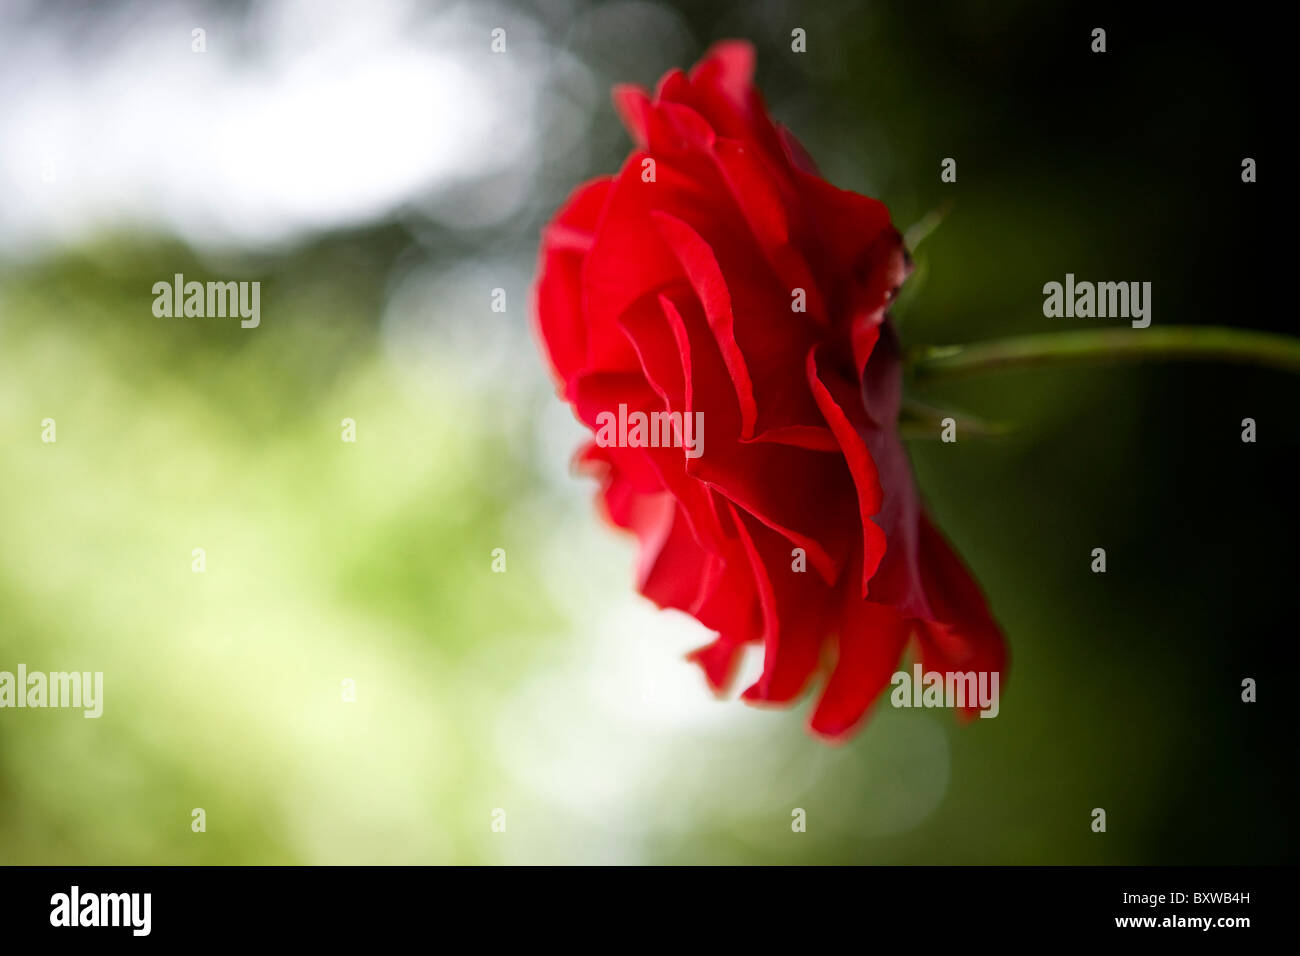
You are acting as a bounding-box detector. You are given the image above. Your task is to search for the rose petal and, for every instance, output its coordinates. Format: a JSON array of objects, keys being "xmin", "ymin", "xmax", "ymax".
[{"xmin": 810, "ymin": 598, "xmax": 911, "ymax": 739}]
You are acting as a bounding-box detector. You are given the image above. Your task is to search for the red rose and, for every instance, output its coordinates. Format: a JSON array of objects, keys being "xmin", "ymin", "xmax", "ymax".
[{"xmin": 533, "ymin": 40, "xmax": 1006, "ymax": 739}]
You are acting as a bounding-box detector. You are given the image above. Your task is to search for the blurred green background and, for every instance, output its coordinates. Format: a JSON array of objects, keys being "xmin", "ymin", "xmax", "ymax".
[{"xmin": 0, "ymin": 0, "xmax": 1293, "ymax": 864}]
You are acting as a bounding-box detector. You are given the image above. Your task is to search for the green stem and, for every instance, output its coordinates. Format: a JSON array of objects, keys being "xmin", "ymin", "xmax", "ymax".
[
  {"xmin": 899, "ymin": 397, "xmax": 1012, "ymax": 439},
  {"xmin": 908, "ymin": 326, "xmax": 1300, "ymax": 382}
]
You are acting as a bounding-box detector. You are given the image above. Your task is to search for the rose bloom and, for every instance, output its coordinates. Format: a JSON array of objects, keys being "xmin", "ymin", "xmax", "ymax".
[{"xmin": 533, "ymin": 41, "xmax": 1005, "ymax": 739}]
